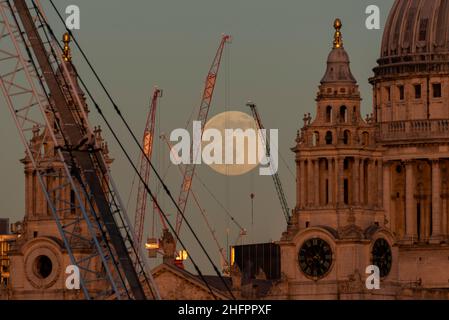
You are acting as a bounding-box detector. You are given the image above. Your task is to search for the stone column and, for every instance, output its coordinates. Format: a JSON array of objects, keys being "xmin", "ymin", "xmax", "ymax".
[
  {"xmin": 334, "ymin": 158, "xmax": 339, "ymax": 206},
  {"xmin": 353, "ymin": 157, "xmax": 360, "ymax": 206},
  {"xmin": 378, "ymin": 160, "xmax": 383, "ymax": 208},
  {"xmin": 300, "ymin": 160, "xmax": 306, "ymax": 209},
  {"xmin": 359, "ymin": 159, "xmax": 365, "ymax": 206},
  {"xmin": 296, "ymin": 159, "xmax": 301, "ymax": 209},
  {"xmin": 36, "ymin": 175, "xmax": 45, "ymax": 217},
  {"xmin": 296, "ymin": 160, "xmax": 300, "ymax": 208},
  {"xmin": 308, "ymin": 159, "xmax": 314, "ymax": 206},
  {"xmin": 25, "ymin": 169, "xmax": 31, "ymax": 216},
  {"xmin": 32, "ymin": 171, "xmax": 37, "ymax": 215},
  {"xmin": 383, "ymin": 162, "xmax": 391, "ymax": 228},
  {"xmin": 431, "ymin": 160, "xmax": 442, "ymax": 243},
  {"xmin": 338, "ymin": 158, "xmax": 345, "ymax": 206},
  {"xmin": 315, "ymin": 159, "xmax": 320, "ymax": 206},
  {"xmin": 442, "ymin": 195, "xmax": 448, "ymax": 240},
  {"xmin": 55, "ymin": 171, "xmax": 61, "ymax": 214},
  {"xmin": 328, "ymin": 158, "xmax": 334, "ymax": 205},
  {"xmin": 405, "ymin": 161, "xmax": 416, "ymax": 242},
  {"xmin": 367, "ymin": 160, "xmax": 374, "ymax": 206}
]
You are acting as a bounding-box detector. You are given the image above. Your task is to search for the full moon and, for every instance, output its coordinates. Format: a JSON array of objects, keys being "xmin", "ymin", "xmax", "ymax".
[{"xmin": 203, "ymin": 110, "xmax": 260, "ymax": 176}]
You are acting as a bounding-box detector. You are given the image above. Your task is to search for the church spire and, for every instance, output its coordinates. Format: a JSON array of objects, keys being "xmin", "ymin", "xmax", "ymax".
[
  {"xmin": 333, "ymin": 18, "xmax": 343, "ymax": 49},
  {"xmin": 320, "ymin": 18, "xmax": 356, "ymax": 84}
]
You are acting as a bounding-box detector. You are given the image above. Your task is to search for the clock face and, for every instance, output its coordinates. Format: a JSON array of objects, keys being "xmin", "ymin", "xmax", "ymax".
[
  {"xmin": 372, "ymin": 238, "xmax": 392, "ymax": 278},
  {"xmin": 298, "ymin": 238, "xmax": 333, "ymax": 279}
]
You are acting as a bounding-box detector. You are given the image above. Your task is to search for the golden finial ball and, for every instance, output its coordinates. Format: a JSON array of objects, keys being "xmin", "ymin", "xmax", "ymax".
[
  {"xmin": 334, "ymin": 18, "xmax": 342, "ymax": 30},
  {"xmin": 62, "ymin": 32, "xmax": 70, "ymax": 43}
]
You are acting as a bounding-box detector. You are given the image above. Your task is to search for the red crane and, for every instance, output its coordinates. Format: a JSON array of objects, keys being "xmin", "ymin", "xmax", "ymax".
[
  {"xmin": 175, "ymin": 34, "xmax": 231, "ymax": 236},
  {"xmin": 134, "ymin": 87, "xmax": 165, "ymax": 249},
  {"xmin": 161, "ymin": 134, "xmax": 229, "ymax": 270}
]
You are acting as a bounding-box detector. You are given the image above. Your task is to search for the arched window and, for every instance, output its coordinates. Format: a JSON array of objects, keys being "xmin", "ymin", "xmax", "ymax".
[
  {"xmin": 362, "ymin": 132, "xmax": 369, "ymax": 146},
  {"xmin": 340, "ymin": 106, "xmax": 348, "ymax": 123},
  {"xmin": 326, "ymin": 106, "xmax": 332, "ymax": 123},
  {"xmin": 325, "ymin": 131, "xmax": 333, "ymax": 145},
  {"xmin": 343, "ymin": 130, "xmax": 351, "ymax": 145}
]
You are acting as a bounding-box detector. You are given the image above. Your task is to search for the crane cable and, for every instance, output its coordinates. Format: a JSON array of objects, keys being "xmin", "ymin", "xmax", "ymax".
[
  {"xmin": 44, "ymin": 0, "xmax": 235, "ymax": 300},
  {"xmin": 164, "ymin": 137, "xmax": 229, "ymax": 267},
  {"xmin": 159, "ymin": 135, "xmax": 246, "ymax": 232}
]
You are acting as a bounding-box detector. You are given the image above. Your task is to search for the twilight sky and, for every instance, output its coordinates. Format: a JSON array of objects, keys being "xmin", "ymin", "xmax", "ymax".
[{"xmin": 0, "ymin": 0, "xmax": 394, "ymax": 273}]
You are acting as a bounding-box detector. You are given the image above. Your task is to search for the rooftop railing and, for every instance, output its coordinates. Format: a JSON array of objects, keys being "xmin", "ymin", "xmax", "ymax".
[{"xmin": 379, "ymin": 119, "xmax": 449, "ymax": 141}]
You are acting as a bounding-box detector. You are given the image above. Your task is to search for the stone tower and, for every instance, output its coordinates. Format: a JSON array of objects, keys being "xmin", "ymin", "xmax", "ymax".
[
  {"xmin": 271, "ymin": 1, "xmax": 449, "ymax": 300},
  {"xmin": 291, "ymin": 19, "xmax": 382, "ymax": 229},
  {"xmin": 6, "ymin": 35, "xmax": 111, "ymax": 299},
  {"xmin": 275, "ymin": 19, "xmax": 392, "ymax": 300}
]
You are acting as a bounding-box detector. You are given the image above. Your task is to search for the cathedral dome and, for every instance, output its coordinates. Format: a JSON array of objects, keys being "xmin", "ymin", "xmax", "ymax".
[{"xmin": 375, "ymin": 0, "xmax": 449, "ymax": 77}]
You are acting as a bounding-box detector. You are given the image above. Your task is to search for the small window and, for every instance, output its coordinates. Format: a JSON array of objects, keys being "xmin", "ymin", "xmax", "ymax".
[
  {"xmin": 414, "ymin": 84, "xmax": 422, "ymax": 99},
  {"xmin": 340, "ymin": 106, "xmax": 348, "ymax": 123},
  {"xmin": 325, "ymin": 131, "xmax": 333, "ymax": 145},
  {"xmin": 398, "ymin": 85, "xmax": 404, "ymax": 100},
  {"xmin": 433, "ymin": 83, "xmax": 442, "ymax": 98},
  {"xmin": 385, "ymin": 86, "xmax": 391, "ymax": 102},
  {"xmin": 419, "ymin": 19, "xmax": 428, "ymax": 41},
  {"xmin": 326, "ymin": 106, "xmax": 332, "ymax": 123},
  {"xmin": 343, "ymin": 130, "xmax": 351, "ymax": 145},
  {"xmin": 344, "ymin": 158, "xmax": 350, "ymax": 170},
  {"xmin": 344, "ymin": 179, "xmax": 349, "ymax": 205},
  {"xmin": 362, "ymin": 132, "xmax": 369, "ymax": 146},
  {"xmin": 34, "ymin": 255, "xmax": 53, "ymax": 279}
]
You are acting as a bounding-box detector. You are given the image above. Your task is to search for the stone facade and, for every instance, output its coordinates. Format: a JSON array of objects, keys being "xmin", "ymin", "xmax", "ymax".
[{"xmin": 268, "ymin": 1, "xmax": 449, "ymax": 299}]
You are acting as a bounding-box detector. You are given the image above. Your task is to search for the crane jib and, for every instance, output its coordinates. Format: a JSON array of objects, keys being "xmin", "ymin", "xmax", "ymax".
[{"xmin": 175, "ymin": 35, "xmax": 231, "ymax": 237}]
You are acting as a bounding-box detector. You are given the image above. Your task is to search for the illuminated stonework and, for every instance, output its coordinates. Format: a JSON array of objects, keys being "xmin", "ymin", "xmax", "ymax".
[{"xmin": 270, "ymin": 1, "xmax": 449, "ymax": 299}]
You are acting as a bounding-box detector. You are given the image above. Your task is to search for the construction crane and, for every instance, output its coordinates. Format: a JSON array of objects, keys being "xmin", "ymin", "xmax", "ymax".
[
  {"xmin": 247, "ymin": 102, "xmax": 291, "ymax": 223},
  {"xmin": 134, "ymin": 87, "xmax": 166, "ymax": 251},
  {"xmin": 160, "ymin": 134, "xmax": 229, "ymax": 271},
  {"xmin": 175, "ymin": 34, "xmax": 231, "ymax": 236},
  {"xmin": 0, "ymin": 0, "xmax": 158, "ymax": 299}
]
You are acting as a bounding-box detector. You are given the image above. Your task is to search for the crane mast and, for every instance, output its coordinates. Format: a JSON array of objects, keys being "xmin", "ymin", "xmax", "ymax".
[
  {"xmin": 247, "ymin": 102, "xmax": 291, "ymax": 223},
  {"xmin": 0, "ymin": 0, "xmax": 159, "ymax": 299},
  {"xmin": 175, "ymin": 34, "xmax": 231, "ymax": 236},
  {"xmin": 134, "ymin": 87, "xmax": 165, "ymax": 249}
]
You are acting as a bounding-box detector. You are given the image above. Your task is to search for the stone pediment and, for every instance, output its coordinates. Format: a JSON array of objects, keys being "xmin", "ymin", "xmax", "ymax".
[
  {"xmin": 338, "ymin": 224, "xmax": 364, "ymax": 240},
  {"xmin": 151, "ymin": 263, "xmax": 231, "ymax": 300}
]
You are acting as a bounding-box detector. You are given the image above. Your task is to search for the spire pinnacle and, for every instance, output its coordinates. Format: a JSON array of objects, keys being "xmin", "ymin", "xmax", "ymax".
[
  {"xmin": 333, "ymin": 18, "xmax": 343, "ymax": 48},
  {"xmin": 62, "ymin": 32, "xmax": 72, "ymax": 62}
]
